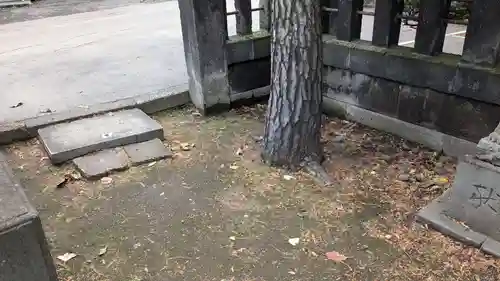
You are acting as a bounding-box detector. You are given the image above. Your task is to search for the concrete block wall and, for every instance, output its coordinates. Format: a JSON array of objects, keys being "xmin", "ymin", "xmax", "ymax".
[{"xmin": 323, "ymin": 67, "xmax": 500, "ymax": 144}]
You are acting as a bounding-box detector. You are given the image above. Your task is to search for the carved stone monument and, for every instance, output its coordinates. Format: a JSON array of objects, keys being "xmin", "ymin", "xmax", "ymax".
[{"xmin": 418, "ymin": 123, "xmax": 500, "ymax": 257}]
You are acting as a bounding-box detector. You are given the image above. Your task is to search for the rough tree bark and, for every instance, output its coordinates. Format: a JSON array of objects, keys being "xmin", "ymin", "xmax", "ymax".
[{"xmin": 262, "ymin": 0, "xmax": 323, "ymax": 169}]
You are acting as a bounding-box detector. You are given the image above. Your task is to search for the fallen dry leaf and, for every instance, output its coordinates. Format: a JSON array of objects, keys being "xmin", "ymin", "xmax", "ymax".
[
  {"xmin": 326, "ymin": 251, "xmax": 348, "ymax": 262},
  {"xmin": 56, "ymin": 177, "xmax": 70, "ymax": 189},
  {"xmin": 57, "ymin": 252, "xmax": 77, "ymax": 262},
  {"xmin": 180, "ymin": 143, "xmax": 191, "ymax": 151},
  {"xmin": 70, "ymin": 171, "xmax": 82, "ymax": 180},
  {"xmin": 56, "ymin": 173, "xmax": 81, "ymax": 189},
  {"xmin": 101, "ymin": 177, "xmax": 113, "ymax": 185},
  {"xmin": 98, "ymin": 246, "xmax": 108, "ymax": 256},
  {"xmin": 10, "ymin": 102, "xmax": 23, "ymax": 108},
  {"xmin": 288, "ymin": 238, "xmax": 300, "ymax": 246},
  {"xmin": 435, "ymin": 177, "xmax": 449, "ymax": 185},
  {"xmin": 40, "ymin": 108, "xmax": 53, "ymax": 114}
]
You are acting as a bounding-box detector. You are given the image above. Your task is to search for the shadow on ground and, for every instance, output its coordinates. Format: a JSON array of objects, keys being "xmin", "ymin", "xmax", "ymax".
[{"xmin": 5, "ymin": 105, "xmax": 500, "ymax": 280}]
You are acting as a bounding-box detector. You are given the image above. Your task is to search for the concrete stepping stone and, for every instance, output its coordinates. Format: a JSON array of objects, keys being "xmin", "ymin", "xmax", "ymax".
[
  {"xmin": 73, "ymin": 148, "xmax": 129, "ymax": 179},
  {"xmin": 123, "ymin": 138, "xmax": 173, "ymax": 166},
  {"xmin": 38, "ymin": 109, "xmax": 163, "ymax": 164},
  {"xmin": 73, "ymin": 139, "xmax": 172, "ymax": 179}
]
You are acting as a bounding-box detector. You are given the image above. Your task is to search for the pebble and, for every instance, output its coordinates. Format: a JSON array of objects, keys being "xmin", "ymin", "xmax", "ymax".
[
  {"xmin": 332, "ymin": 135, "xmax": 345, "ymax": 143},
  {"xmin": 415, "ymin": 173, "xmax": 425, "ymax": 182},
  {"xmin": 398, "ymin": 174, "xmax": 410, "ymax": 182}
]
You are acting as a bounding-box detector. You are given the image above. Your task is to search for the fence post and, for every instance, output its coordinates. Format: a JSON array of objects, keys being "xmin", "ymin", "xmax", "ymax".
[
  {"xmin": 178, "ymin": 0, "xmax": 230, "ymax": 114},
  {"xmin": 414, "ymin": 0, "xmax": 451, "ymax": 55},
  {"xmin": 372, "ymin": 0, "xmax": 403, "ymax": 47},
  {"xmin": 235, "ymin": 0, "xmax": 252, "ymax": 35},
  {"xmin": 336, "ymin": 0, "xmax": 364, "ymax": 41},
  {"xmin": 321, "ymin": 0, "xmax": 338, "ymax": 35},
  {"xmin": 461, "ymin": 0, "xmax": 500, "ymax": 67},
  {"xmin": 259, "ymin": 0, "xmax": 271, "ymax": 31}
]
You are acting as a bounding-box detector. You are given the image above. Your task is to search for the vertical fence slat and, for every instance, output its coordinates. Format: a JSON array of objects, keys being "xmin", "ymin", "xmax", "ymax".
[
  {"xmin": 321, "ymin": 0, "xmax": 338, "ymax": 35},
  {"xmin": 414, "ymin": 0, "xmax": 451, "ymax": 55},
  {"xmin": 235, "ymin": 0, "xmax": 252, "ymax": 35},
  {"xmin": 336, "ymin": 0, "xmax": 364, "ymax": 41},
  {"xmin": 372, "ymin": 0, "xmax": 403, "ymax": 47},
  {"xmin": 461, "ymin": 0, "xmax": 500, "ymax": 67},
  {"xmin": 223, "ymin": 0, "xmax": 229, "ymax": 39},
  {"xmin": 259, "ymin": 0, "xmax": 270, "ymax": 31},
  {"xmin": 179, "ymin": 0, "xmax": 230, "ymax": 113}
]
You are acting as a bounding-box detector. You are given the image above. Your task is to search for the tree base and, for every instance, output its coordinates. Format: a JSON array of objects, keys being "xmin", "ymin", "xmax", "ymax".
[{"xmin": 301, "ymin": 157, "xmax": 334, "ymax": 187}]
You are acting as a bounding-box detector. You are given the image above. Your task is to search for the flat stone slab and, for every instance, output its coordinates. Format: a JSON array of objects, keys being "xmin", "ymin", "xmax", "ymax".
[
  {"xmin": 73, "ymin": 148, "xmax": 129, "ymax": 179},
  {"xmin": 124, "ymin": 138, "xmax": 172, "ymax": 166},
  {"xmin": 0, "ymin": 152, "xmax": 58, "ymax": 281},
  {"xmin": 38, "ymin": 109, "xmax": 164, "ymax": 164}
]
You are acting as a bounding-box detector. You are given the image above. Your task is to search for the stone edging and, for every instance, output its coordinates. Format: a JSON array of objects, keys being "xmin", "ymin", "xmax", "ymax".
[
  {"xmin": 0, "ymin": 84, "xmax": 191, "ymax": 145},
  {"xmin": 323, "ymin": 96, "xmax": 477, "ymax": 159}
]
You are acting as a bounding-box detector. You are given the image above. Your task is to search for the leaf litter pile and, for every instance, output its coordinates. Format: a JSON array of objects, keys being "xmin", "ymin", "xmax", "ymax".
[
  {"xmin": 4, "ymin": 104, "xmax": 500, "ymax": 281},
  {"xmin": 234, "ymin": 104, "xmax": 500, "ymax": 280}
]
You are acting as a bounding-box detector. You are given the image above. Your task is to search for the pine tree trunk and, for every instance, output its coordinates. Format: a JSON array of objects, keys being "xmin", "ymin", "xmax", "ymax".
[{"xmin": 262, "ymin": 0, "xmax": 323, "ymax": 168}]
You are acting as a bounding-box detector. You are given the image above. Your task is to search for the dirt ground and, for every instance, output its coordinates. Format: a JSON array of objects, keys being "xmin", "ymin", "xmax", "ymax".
[
  {"xmin": 5, "ymin": 104, "xmax": 500, "ymax": 281},
  {"xmin": 0, "ymin": 0, "xmax": 171, "ymax": 24}
]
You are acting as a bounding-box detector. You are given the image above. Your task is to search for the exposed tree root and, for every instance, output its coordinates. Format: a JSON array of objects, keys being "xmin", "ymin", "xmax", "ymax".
[{"xmin": 301, "ymin": 157, "xmax": 334, "ymax": 187}]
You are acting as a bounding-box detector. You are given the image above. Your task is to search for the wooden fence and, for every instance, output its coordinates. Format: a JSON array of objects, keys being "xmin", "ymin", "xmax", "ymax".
[{"xmin": 179, "ymin": 0, "xmax": 500, "ymax": 154}]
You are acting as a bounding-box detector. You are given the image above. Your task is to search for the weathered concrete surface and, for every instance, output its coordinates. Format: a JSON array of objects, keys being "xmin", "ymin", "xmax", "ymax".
[
  {"xmin": 322, "ymin": 97, "xmax": 478, "ymax": 159},
  {"xmin": 0, "ymin": 0, "xmax": 260, "ymax": 124},
  {"xmin": 135, "ymin": 84, "xmax": 190, "ymax": 114},
  {"xmin": 178, "ymin": 0, "xmax": 231, "ymax": 114},
  {"xmin": 481, "ymin": 238, "xmax": 500, "ymax": 258},
  {"xmin": 461, "ymin": 0, "xmax": 500, "ymax": 67},
  {"xmin": 0, "ymin": 87, "xmax": 190, "ymax": 146},
  {"xmin": 0, "ymin": 2, "xmax": 187, "ymax": 124},
  {"xmin": 73, "ymin": 148, "xmax": 129, "ymax": 178},
  {"xmin": 38, "ymin": 109, "xmax": 163, "ymax": 164},
  {"xmin": 0, "ymin": 0, "xmax": 31, "ymax": 9},
  {"xmin": 323, "ymin": 37, "xmax": 500, "ymax": 107},
  {"xmin": 417, "ymin": 196, "xmax": 488, "ymax": 248},
  {"xmin": 323, "ymin": 67, "xmax": 500, "ymax": 144},
  {"xmin": 0, "ymin": 151, "xmax": 57, "ymax": 281},
  {"xmin": 0, "ymin": 121, "xmax": 31, "ymax": 145},
  {"xmin": 324, "ymin": 97, "xmax": 445, "ymax": 151},
  {"xmin": 123, "ymin": 138, "xmax": 172, "ymax": 165},
  {"xmin": 442, "ymin": 159, "xmax": 500, "ymax": 242},
  {"xmin": 418, "ymin": 157, "xmax": 500, "ymax": 258}
]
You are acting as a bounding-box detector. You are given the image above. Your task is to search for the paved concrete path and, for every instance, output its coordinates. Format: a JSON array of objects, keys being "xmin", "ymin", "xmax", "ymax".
[
  {"xmin": 0, "ymin": 0, "xmax": 263, "ymax": 124},
  {"xmin": 0, "ymin": 1, "xmax": 188, "ymax": 123}
]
